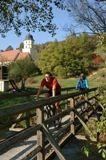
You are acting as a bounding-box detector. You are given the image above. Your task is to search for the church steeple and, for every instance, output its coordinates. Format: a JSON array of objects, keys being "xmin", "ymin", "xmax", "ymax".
[{"xmin": 22, "ymin": 34, "xmax": 34, "ymax": 54}]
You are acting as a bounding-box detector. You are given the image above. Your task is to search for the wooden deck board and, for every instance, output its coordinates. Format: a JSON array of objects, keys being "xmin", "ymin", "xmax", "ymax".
[{"xmin": 0, "ymin": 135, "xmax": 37, "ymax": 160}]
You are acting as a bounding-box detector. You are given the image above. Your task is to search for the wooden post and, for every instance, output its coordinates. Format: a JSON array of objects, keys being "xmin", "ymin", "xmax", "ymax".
[
  {"xmin": 25, "ymin": 95, "xmax": 31, "ymax": 128},
  {"xmin": 67, "ymin": 88, "xmax": 68, "ymax": 95},
  {"xmin": 36, "ymin": 107, "xmax": 44, "ymax": 160},
  {"xmin": 25, "ymin": 111, "xmax": 30, "ymax": 128},
  {"xmin": 93, "ymin": 90, "xmax": 97, "ymax": 109},
  {"xmin": 84, "ymin": 94, "xmax": 88, "ymax": 120},
  {"xmin": 69, "ymin": 98, "xmax": 75, "ymax": 135},
  {"xmin": 42, "ymin": 124, "xmax": 66, "ymax": 160},
  {"xmin": 66, "ymin": 89, "xmax": 69, "ymax": 109}
]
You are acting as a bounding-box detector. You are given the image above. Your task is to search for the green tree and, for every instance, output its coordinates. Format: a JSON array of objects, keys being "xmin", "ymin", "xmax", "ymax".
[
  {"xmin": 9, "ymin": 57, "xmax": 39, "ymax": 89},
  {"xmin": 18, "ymin": 42, "xmax": 24, "ymax": 51},
  {"xmin": 37, "ymin": 42, "xmax": 59, "ymax": 73},
  {"xmin": 61, "ymin": 33, "xmax": 97, "ymax": 75},
  {"xmin": 5, "ymin": 45, "xmax": 13, "ymax": 51},
  {"xmin": 0, "ymin": 0, "xmax": 65, "ymax": 37},
  {"xmin": 37, "ymin": 33, "xmax": 97, "ymax": 77}
]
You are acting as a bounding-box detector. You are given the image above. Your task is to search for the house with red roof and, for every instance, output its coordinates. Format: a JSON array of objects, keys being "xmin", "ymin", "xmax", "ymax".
[
  {"xmin": 0, "ymin": 34, "xmax": 35, "ymax": 91},
  {"xmin": 0, "ymin": 34, "xmax": 34, "ymax": 65},
  {"xmin": 0, "ymin": 50, "xmax": 30, "ymax": 65}
]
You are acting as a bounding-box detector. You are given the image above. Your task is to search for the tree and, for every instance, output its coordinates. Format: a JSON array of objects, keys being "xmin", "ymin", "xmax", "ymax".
[
  {"xmin": 9, "ymin": 57, "xmax": 39, "ymax": 89},
  {"xmin": 65, "ymin": 0, "xmax": 106, "ymax": 34},
  {"xmin": 5, "ymin": 45, "xmax": 13, "ymax": 51},
  {"xmin": 18, "ymin": 42, "xmax": 24, "ymax": 51},
  {"xmin": 0, "ymin": 0, "xmax": 65, "ymax": 37},
  {"xmin": 31, "ymin": 45, "xmax": 39, "ymax": 61},
  {"xmin": 96, "ymin": 0, "xmax": 106, "ymax": 1},
  {"xmin": 37, "ymin": 42, "xmax": 59, "ymax": 74},
  {"xmin": 37, "ymin": 33, "xmax": 97, "ymax": 77}
]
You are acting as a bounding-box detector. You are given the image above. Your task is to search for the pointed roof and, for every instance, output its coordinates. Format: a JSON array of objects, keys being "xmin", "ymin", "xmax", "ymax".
[{"xmin": 25, "ymin": 34, "xmax": 34, "ymax": 41}]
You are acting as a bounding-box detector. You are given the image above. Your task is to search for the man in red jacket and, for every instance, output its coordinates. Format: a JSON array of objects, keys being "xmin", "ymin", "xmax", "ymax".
[{"xmin": 36, "ymin": 72, "xmax": 61, "ymax": 114}]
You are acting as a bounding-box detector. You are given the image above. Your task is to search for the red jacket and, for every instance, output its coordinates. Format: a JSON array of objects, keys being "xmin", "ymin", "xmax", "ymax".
[{"xmin": 41, "ymin": 76, "xmax": 61, "ymax": 92}]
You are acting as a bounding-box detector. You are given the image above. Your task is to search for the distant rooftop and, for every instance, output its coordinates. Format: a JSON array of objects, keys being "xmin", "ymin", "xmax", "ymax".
[{"xmin": 0, "ymin": 50, "xmax": 29, "ymax": 63}]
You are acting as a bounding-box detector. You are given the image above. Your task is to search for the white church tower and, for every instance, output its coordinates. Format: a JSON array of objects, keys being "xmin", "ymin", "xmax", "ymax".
[{"xmin": 22, "ymin": 34, "xmax": 34, "ymax": 54}]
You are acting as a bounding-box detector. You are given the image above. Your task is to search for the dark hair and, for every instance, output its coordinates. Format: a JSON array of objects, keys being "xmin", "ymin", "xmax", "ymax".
[
  {"xmin": 80, "ymin": 73, "xmax": 86, "ymax": 80},
  {"xmin": 45, "ymin": 72, "xmax": 52, "ymax": 76},
  {"xmin": 83, "ymin": 75, "xmax": 86, "ymax": 80}
]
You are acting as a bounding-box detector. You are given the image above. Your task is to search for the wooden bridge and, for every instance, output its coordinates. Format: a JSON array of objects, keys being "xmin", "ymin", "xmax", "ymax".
[{"xmin": 0, "ymin": 87, "xmax": 103, "ymax": 160}]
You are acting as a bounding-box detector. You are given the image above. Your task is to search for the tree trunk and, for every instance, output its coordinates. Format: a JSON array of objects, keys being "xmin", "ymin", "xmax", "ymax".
[{"xmin": 21, "ymin": 78, "xmax": 26, "ymax": 90}]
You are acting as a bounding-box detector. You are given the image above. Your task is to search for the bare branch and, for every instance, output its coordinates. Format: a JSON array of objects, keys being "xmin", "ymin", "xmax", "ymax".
[{"xmin": 65, "ymin": 0, "xmax": 106, "ymax": 33}]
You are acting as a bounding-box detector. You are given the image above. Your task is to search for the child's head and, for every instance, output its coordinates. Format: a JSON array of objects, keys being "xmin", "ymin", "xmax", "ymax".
[
  {"xmin": 80, "ymin": 73, "xmax": 84, "ymax": 79},
  {"xmin": 44, "ymin": 72, "xmax": 52, "ymax": 82},
  {"xmin": 80, "ymin": 73, "xmax": 86, "ymax": 80}
]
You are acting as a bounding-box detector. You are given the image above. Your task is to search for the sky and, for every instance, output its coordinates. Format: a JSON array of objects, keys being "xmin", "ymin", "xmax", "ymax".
[{"xmin": 0, "ymin": 7, "xmax": 86, "ymax": 51}]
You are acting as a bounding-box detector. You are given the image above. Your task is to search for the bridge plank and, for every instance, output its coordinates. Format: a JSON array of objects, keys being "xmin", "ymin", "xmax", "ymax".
[
  {"xmin": 0, "ymin": 135, "xmax": 38, "ymax": 160},
  {"xmin": 0, "ymin": 124, "xmax": 41, "ymax": 154}
]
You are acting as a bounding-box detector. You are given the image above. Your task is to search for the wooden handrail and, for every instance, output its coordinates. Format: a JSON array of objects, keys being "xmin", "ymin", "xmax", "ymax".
[
  {"xmin": 0, "ymin": 87, "xmax": 75, "ymax": 100},
  {"xmin": 0, "ymin": 88, "xmax": 97, "ymax": 117}
]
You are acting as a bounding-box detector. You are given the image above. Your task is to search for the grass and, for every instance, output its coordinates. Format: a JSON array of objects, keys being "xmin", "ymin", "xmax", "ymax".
[
  {"xmin": 26, "ymin": 75, "xmax": 77, "ymax": 88},
  {"xmin": 26, "ymin": 71, "xmax": 105, "ymax": 89}
]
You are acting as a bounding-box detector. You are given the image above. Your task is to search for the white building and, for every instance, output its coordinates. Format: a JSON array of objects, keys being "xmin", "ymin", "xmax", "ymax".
[{"xmin": 22, "ymin": 34, "xmax": 34, "ymax": 54}]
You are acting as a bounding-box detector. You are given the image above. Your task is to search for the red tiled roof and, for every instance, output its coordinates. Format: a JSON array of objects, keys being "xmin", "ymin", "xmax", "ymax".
[
  {"xmin": 0, "ymin": 50, "xmax": 29, "ymax": 63},
  {"xmin": 17, "ymin": 52, "xmax": 29, "ymax": 60}
]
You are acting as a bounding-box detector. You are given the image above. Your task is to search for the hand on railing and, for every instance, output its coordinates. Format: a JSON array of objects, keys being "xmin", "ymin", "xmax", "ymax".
[{"xmin": 33, "ymin": 96, "xmax": 39, "ymax": 101}]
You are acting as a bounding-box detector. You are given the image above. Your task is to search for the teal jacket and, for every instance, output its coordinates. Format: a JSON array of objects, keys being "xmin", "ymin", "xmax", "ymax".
[{"xmin": 76, "ymin": 79, "xmax": 89, "ymax": 90}]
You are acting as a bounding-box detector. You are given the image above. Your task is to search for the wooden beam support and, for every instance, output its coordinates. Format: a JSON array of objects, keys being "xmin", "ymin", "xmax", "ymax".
[
  {"xmin": 69, "ymin": 98, "xmax": 75, "ymax": 135},
  {"xmin": 36, "ymin": 107, "xmax": 45, "ymax": 160},
  {"xmin": 42, "ymin": 124, "xmax": 66, "ymax": 160}
]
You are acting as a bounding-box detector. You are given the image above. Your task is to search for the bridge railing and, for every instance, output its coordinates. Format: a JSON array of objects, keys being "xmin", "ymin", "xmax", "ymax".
[
  {"xmin": 0, "ymin": 87, "xmax": 100, "ymax": 160},
  {"xmin": 0, "ymin": 86, "xmax": 75, "ymax": 100},
  {"xmin": 0, "ymin": 87, "xmax": 75, "ymax": 130}
]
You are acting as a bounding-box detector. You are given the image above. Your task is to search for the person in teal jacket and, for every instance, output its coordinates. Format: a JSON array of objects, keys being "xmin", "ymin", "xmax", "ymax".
[{"xmin": 76, "ymin": 73, "xmax": 89, "ymax": 91}]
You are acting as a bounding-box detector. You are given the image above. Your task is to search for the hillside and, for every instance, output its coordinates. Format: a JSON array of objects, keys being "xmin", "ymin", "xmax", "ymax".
[{"xmin": 89, "ymin": 68, "xmax": 106, "ymax": 88}]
